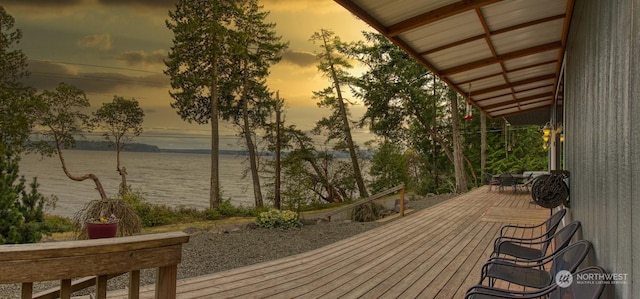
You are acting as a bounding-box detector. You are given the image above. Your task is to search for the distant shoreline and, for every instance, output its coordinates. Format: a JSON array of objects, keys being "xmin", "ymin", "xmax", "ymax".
[
  {"xmin": 68, "ymin": 140, "xmax": 355, "ymax": 158},
  {"xmin": 66, "ymin": 140, "xmax": 251, "ymax": 156}
]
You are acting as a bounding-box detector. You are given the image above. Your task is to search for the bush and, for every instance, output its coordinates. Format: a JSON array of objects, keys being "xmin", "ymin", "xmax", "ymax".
[
  {"xmin": 123, "ymin": 191, "xmax": 261, "ymax": 227},
  {"xmin": 45, "ymin": 214, "xmax": 73, "ymax": 233},
  {"xmin": 217, "ymin": 200, "xmax": 259, "ymax": 217},
  {"xmin": 351, "ymin": 202, "xmax": 385, "ymax": 222},
  {"xmin": 0, "ymin": 151, "xmax": 51, "ymax": 244},
  {"xmin": 256, "ymin": 209, "xmax": 301, "ymax": 229}
]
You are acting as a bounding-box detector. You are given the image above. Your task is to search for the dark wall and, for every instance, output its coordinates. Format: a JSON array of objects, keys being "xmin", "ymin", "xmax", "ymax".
[{"xmin": 564, "ymin": 0, "xmax": 639, "ymax": 298}]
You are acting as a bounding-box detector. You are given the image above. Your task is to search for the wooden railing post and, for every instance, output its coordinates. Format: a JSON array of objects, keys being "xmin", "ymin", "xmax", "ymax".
[
  {"xmin": 400, "ymin": 186, "xmax": 405, "ymax": 217},
  {"xmin": 156, "ymin": 265, "xmax": 178, "ymax": 299},
  {"xmin": 129, "ymin": 270, "xmax": 141, "ymax": 299},
  {"xmin": 96, "ymin": 275, "xmax": 108, "ymax": 299},
  {"xmin": 21, "ymin": 283, "xmax": 32, "ymax": 299}
]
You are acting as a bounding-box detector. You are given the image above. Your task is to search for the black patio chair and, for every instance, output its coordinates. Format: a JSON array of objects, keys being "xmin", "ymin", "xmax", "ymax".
[
  {"xmin": 465, "ymin": 266, "xmax": 607, "ymax": 299},
  {"xmin": 492, "ymin": 220, "xmax": 580, "ymax": 261},
  {"xmin": 484, "ymin": 172, "xmax": 500, "ymax": 191},
  {"xmin": 497, "ymin": 208, "xmax": 566, "ymax": 239},
  {"xmin": 518, "ymin": 172, "xmax": 534, "ymax": 192},
  {"xmin": 497, "ymin": 173, "xmax": 517, "ymax": 193},
  {"xmin": 479, "ymin": 240, "xmax": 591, "ymax": 288}
]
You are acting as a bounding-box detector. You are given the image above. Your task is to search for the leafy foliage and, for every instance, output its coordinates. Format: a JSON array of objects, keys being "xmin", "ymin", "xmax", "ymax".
[
  {"xmin": 368, "ymin": 141, "xmax": 409, "ymax": 193},
  {"xmin": 73, "ymin": 196, "xmax": 141, "ymax": 239},
  {"xmin": 0, "ymin": 10, "xmax": 50, "ymax": 243},
  {"xmin": 93, "ymin": 96, "xmax": 144, "ymax": 151},
  {"xmin": 351, "ymin": 202, "xmax": 384, "ymax": 222},
  {"xmin": 310, "ymin": 29, "xmax": 369, "ymax": 198},
  {"xmin": 256, "ymin": 209, "xmax": 301, "ymax": 229},
  {"xmin": 0, "ymin": 7, "xmax": 37, "ymax": 153},
  {"xmin": 0, "ymin": 151, "xmax": 50, "ymax": 244}
]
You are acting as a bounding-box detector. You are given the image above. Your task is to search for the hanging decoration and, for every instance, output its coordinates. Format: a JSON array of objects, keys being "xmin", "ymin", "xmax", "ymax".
[
  {"xmin": 464, "ymin": 84, "xmax": 473, "ymax": 120},
  {"xmin": 464, "ymin": 100, "xmax": 473, "ymax": 120}
]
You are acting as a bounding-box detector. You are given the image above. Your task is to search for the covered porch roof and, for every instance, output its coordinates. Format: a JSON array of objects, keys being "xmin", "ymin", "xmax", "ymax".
[{"xmin": 334, "ymin": 0, "xmax": 575, "ymax": 126}]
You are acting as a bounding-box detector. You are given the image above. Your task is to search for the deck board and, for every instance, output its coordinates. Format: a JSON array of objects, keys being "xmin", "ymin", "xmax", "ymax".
[{"xmin": 108, "ymin": 187, "xmax": 554, "ymax": 299}]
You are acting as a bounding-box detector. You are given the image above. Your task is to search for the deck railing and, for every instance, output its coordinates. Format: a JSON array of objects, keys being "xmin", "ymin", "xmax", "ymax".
[
  {"xmin": 0, "ymin": 231, "xmax": 189, "ymax": 299},
  {"xmin": 324, "ymin": 184, "xmax": 405, "ymax": 221}
]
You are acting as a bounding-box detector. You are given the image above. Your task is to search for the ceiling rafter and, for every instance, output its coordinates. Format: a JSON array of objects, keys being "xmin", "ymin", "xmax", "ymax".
[
  {"xmin": 455, "ymin": 60, "xmax": 557, "ymax": 86},
  {"xmin": 440, "ymin": 42, "xmax": 563, "ymax": 76},
  {"xmin": 471, "ymin": 74, "xmax": 556, "ymax": 95},
  {"xmin": 475, "ymin": 83, "xmax": 555, "ymax": 102},
  {"xmin": 481, "ymin": 92, "xmax": 554, "ymax": 110},
  {"xmin": 420, "ymin": 14, "xmax": 566, "ymax": 56},
  {"xmin": 334, "ymin": 0, "xmax": 575, "ymax": 123},
  {"xmin": 387, "ymin": 0, "xmax": 503, "ymax": 37}
]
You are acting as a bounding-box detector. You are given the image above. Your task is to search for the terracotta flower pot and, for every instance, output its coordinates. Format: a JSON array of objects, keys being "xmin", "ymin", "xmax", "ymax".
[{"xmin": 86, "ymin": 222, "xmax": 118, "ymax": 239}]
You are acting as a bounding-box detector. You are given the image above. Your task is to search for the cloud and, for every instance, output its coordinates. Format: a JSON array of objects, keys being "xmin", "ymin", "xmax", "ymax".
[
  {"xmin": 77, "ymin": 33, "xmax": 112, "ymax": 51},
  {"xmin": 25, "ymin": 60, "xmax": 169, "ymax": 93},
  {"xmin": 262, "ymin": 0, "xmax": 337, "ymax": 12},
  {"xmin": 96, "ymin": 0, "xmax": 176, "ymax": 7},
  {"xmin": 116, "ymin": 50, "xmax": 166, "ymax": 66},
  {"xmin": 281, "ymin": 50, "xmax": 317, "ymax": 67},
  {"xmin": 1, "ymin": 0, "xmax": 84, "ymax": 6}
]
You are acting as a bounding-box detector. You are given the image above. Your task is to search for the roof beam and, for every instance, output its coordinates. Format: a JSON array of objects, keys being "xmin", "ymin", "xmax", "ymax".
[
  {"xmin": 475, "ymin": 83, "xmax": 555, "ymax": 102},
  {"xmin": 471, "ymin": 74, "xmax": 556, "ymax": 95},
  {"xmin": 480, "ymin": 92, "xmax": 554, "ymax": 110},
  {"xmin": 420, "ymin": 14, "xmax": 565, "ymax": 55},
  {"xmin": 440, "ymin": 42, "xmax": 562, "ymax": 76},
  {"xmin": 333, "ymin": 0, "xmax": 390, "ymax": 34},
  {"xmin": 387, "ymin": 0, "xmax": 503, "ymax": 37}
]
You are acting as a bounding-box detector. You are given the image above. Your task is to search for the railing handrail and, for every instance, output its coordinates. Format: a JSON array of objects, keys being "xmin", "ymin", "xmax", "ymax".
[
  {"xmin": 325, "ymin": 184, "xmax": 405, "ymax": 221},
  {"xmin": 0, "ymin": 231, "xmax": 189, "ymax": 299}
]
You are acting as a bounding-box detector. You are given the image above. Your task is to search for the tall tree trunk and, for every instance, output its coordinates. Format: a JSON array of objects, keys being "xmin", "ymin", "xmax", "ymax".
[
  {"xmin": 449, "ymin": 91, "xmax": 469, "ymax": 193},
  {"xmin": 480, "ymin": 112, "xmax": 487, "ymax": 183},
  {"xmin": 116, "ymin": 140, "xmax": 128, "ymax": 194},
  {"xmin": 274, "ymin": 92, "xmax": 282, "ymax": 209},
  {"xmin": 240, "ymin": 62, "xmax": 263, "ymax": 207},
  {"xmin": 210, "ymin": 53, "xmax": 220, "ymax": 209},
  {"xmin": 56, "ymin": 142, "xmax": 108, "ymax": 200},
  {"xmin": 322, "ymin": 38, "xmax": 368, "ymax": 198},
  {"xmin": 293, "ymin": 135, "xmax": 344, "ymax": 202}
]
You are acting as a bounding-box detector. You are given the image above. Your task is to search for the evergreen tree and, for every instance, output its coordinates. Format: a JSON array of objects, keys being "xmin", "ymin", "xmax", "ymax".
[
  {"xmin": 221, "ymin": 0, "xmax": 288, "ymax": 207},
  {"xmin": 0, "ymin": 7, "xmax": 49, "ymax": 244},
  {"xmin": 310, "ymin": 29, "xmax": 369, "ymax": 198},
  {"xmin": 165, "ymin": 0, "xmax": 239, "ymax": 209}
]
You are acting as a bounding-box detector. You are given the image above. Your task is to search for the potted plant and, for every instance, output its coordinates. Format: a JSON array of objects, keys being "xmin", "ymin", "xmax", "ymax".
[{"xmin": 86, "ymin": 213, "xmax": 119, "ymax": 239}]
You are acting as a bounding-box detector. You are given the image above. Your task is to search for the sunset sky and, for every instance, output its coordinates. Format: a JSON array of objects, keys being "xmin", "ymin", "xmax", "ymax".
[{"xmin": 3, "ymin": 0, "xmax": 373, "ymax": 149}]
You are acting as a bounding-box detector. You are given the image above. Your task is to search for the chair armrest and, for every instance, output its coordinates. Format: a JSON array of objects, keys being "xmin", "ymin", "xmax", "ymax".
[
  {"xmin": 499, "ymin": 222, "xmax": 545, "ymax": 237},
  {"xmin": 493, "ymin": 234, "xmax": 546, "ymax": 250},
  {"xmin": 486, "ymin": 253, "xmax": 551, "ymax": 265},
  {"xmin": 465, "ymin": 284, "xmax": 556, "ymax": 299}
]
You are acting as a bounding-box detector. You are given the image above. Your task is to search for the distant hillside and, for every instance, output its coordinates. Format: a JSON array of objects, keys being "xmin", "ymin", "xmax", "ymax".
[{"xmin": 68, "ymin": 140, "xmax": 161, "ymax": 152}]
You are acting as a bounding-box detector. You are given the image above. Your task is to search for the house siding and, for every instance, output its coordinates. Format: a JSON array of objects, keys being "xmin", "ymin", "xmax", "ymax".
[{"xmin": 564, "ymin": 0, "xmax": 638, "ymax": 298}]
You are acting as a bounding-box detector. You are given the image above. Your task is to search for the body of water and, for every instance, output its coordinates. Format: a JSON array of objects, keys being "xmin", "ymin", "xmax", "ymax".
[{"xmin": 19, "ymin": 150, "xmax": 256, "ymax": 218}]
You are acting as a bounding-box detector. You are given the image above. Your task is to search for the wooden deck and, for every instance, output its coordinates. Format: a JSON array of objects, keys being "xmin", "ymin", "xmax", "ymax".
[{"xmin": 108, "ymin": 187, "xmax": 550, "ymax": 299}]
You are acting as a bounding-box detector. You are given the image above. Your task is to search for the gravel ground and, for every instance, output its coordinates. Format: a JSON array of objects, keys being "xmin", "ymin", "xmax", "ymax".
[{"xmin": 0, "ymin": 194, "xmax": 455, "ymax": 298}]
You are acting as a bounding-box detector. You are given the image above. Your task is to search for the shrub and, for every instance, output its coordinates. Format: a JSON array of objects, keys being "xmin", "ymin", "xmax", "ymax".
[
  {"xmin": 217, "ymin": 200, "xmax": 259, "ymax": 217},
  {"xmin": 123, "ymin": 191, "xmax": 261, "ymax": 227},
  {"xmin": 256, "ymin": 209, "xmax": 301, "ymax": 229},
  {"xmin": 44, "ymin": 214, "xmax": 73, "ymax": 233},
  {"xmin": 351, "ymin": 202, "xmax": 385, "ymax": 222}
]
